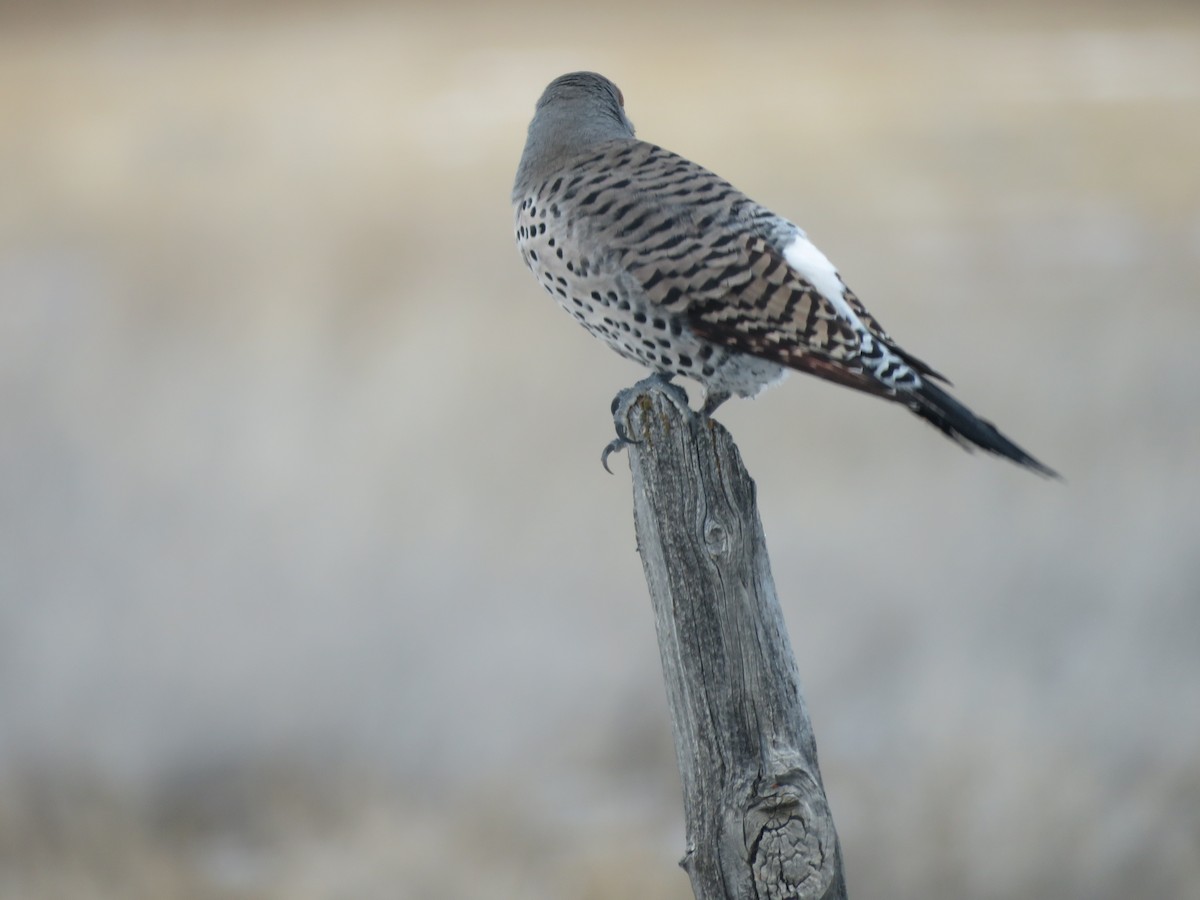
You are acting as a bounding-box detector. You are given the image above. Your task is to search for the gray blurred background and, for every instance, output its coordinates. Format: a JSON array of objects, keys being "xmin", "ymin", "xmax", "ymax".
[{"xmin": 2, "ymin": 1, "xmax": 1198, "ymax": 897}]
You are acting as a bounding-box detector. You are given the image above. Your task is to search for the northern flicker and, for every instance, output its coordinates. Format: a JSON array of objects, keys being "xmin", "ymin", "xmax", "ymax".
[{"xmin": 512, "ymin": 71, "xmax": 1057, "ymax": 477}]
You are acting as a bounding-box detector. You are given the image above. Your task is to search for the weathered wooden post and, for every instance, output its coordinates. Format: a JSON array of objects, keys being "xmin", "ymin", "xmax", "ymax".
[{"xmin": 613, "ymin": 380, "xmax": 847, "ymax": 900}]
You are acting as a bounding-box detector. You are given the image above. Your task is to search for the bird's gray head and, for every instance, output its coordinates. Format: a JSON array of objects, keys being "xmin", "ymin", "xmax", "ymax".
[
  {"xmin": 533, "ymin": 71, "xmax": 633, "ymax": 133},
  {"xmin": 514, "ymin": 72, "xmax": 636, "ymax": 196}
]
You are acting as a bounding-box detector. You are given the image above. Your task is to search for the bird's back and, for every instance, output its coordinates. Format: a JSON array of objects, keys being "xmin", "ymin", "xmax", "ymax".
[{"xmin": 514, "ymin": 138, "xmax": 923, "ymax": 405}]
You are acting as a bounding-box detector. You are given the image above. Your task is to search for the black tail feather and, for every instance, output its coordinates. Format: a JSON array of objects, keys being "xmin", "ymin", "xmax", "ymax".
[{"xmin": 908, "ymin": 381, "xmax": 1060, "ymax": 478}]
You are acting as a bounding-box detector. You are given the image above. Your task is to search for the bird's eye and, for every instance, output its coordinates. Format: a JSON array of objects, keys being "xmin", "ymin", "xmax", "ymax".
[{"xmin": 616, "ymin": 88, "xmax": 625, "ymax": 107}]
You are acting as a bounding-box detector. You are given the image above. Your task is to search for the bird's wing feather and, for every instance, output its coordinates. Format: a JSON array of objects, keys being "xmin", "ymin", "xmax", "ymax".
[{"xmin": 591, "ymin": 143, "xmax": 950, "ymax": 389}]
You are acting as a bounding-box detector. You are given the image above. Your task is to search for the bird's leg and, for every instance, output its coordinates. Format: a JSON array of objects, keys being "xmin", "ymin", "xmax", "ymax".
[
  {"xmin": 601, "ymin": 372, "xmax": 689, "ymax": 473},
  {"xmin": 700, "ymin": 388, "xmax": 730, "ymax": 417}
]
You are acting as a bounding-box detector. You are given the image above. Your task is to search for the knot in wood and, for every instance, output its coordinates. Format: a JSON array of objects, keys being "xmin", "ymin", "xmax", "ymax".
[
  {"xmin": 702, "ymin": 517, "xmax": 729, "ymax": 557},
  {"xmin": 744, "ymin": 776, "xmax": 837, "ymax": 900}
]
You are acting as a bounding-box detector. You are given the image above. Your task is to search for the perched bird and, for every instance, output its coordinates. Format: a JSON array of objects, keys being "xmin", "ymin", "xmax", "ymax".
[{"xmin": 512, "ymin": 71, "xmax": 1057, "ymax": 477}]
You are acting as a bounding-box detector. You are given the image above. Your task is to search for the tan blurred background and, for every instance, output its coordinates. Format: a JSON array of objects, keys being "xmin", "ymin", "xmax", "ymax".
[{"xmin": 2, "ymin": 0, "xmax": 1198, "ymax": 897}]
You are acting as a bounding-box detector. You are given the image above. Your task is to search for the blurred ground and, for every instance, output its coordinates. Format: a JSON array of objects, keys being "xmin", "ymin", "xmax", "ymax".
[{"xmin": 1, "ymin": 1, "xmax": 1198, "ymax": 897}]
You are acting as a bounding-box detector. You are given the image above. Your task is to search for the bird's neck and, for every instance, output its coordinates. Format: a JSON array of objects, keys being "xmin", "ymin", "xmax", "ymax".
[{"xmin": 513, "ymin": 113, "xmax": 634, "ymax": 199}]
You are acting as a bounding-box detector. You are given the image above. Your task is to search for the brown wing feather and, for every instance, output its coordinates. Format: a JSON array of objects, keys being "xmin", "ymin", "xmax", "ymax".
[
  {"xmin": 592, "ymin": 143, "xmax": 950, "ymax": 391},
  {"xmin": 842, "ymin": 286, "xmax": 952, "ymax": 385},
  {"xmin": 631, "ymin": 231, "xmax": 861, "ymax": 357}
]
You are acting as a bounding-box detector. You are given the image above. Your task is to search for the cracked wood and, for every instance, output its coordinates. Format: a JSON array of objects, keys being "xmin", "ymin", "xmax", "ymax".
[{"xmin": 615, "ymin": 382, "xmax": 847, "ymax": 900}]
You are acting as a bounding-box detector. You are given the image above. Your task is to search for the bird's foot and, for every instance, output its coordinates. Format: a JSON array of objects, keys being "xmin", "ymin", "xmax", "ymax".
[
  {"xmin": 700, "ymin": 389, "xmax": 731, "ymax": 418},
  {"xmin": 602, "ymin": 373, "xmax": 690, "ymax": 473}
]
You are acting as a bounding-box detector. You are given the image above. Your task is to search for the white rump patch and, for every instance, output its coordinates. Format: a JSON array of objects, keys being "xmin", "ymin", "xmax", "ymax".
[
  {"xmin": 781, "ymin": 233, "xmax": 867, "ymax": 332},
  {"xmin": 782, "ymin": 231, "xmax": 922, "ymax": 391}
]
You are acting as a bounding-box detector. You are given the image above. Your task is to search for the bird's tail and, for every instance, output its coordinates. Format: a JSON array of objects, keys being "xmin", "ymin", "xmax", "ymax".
[{"xmin": 907, "ymin": 380, "xmax": 1059, "ymax": 478}]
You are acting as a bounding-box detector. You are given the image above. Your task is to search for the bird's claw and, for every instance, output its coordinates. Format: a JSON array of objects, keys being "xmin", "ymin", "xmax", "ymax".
[
  {"xmin": 601, "ymin": 415, "xmax": 642, "ymax": 473},
  {"xmin": 600, "ymin": 437, "xmax": 628, "ymax": 474},
  {"xmin": 602, "ymin": 374, "xmax": 691, "ymax": 474}
]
